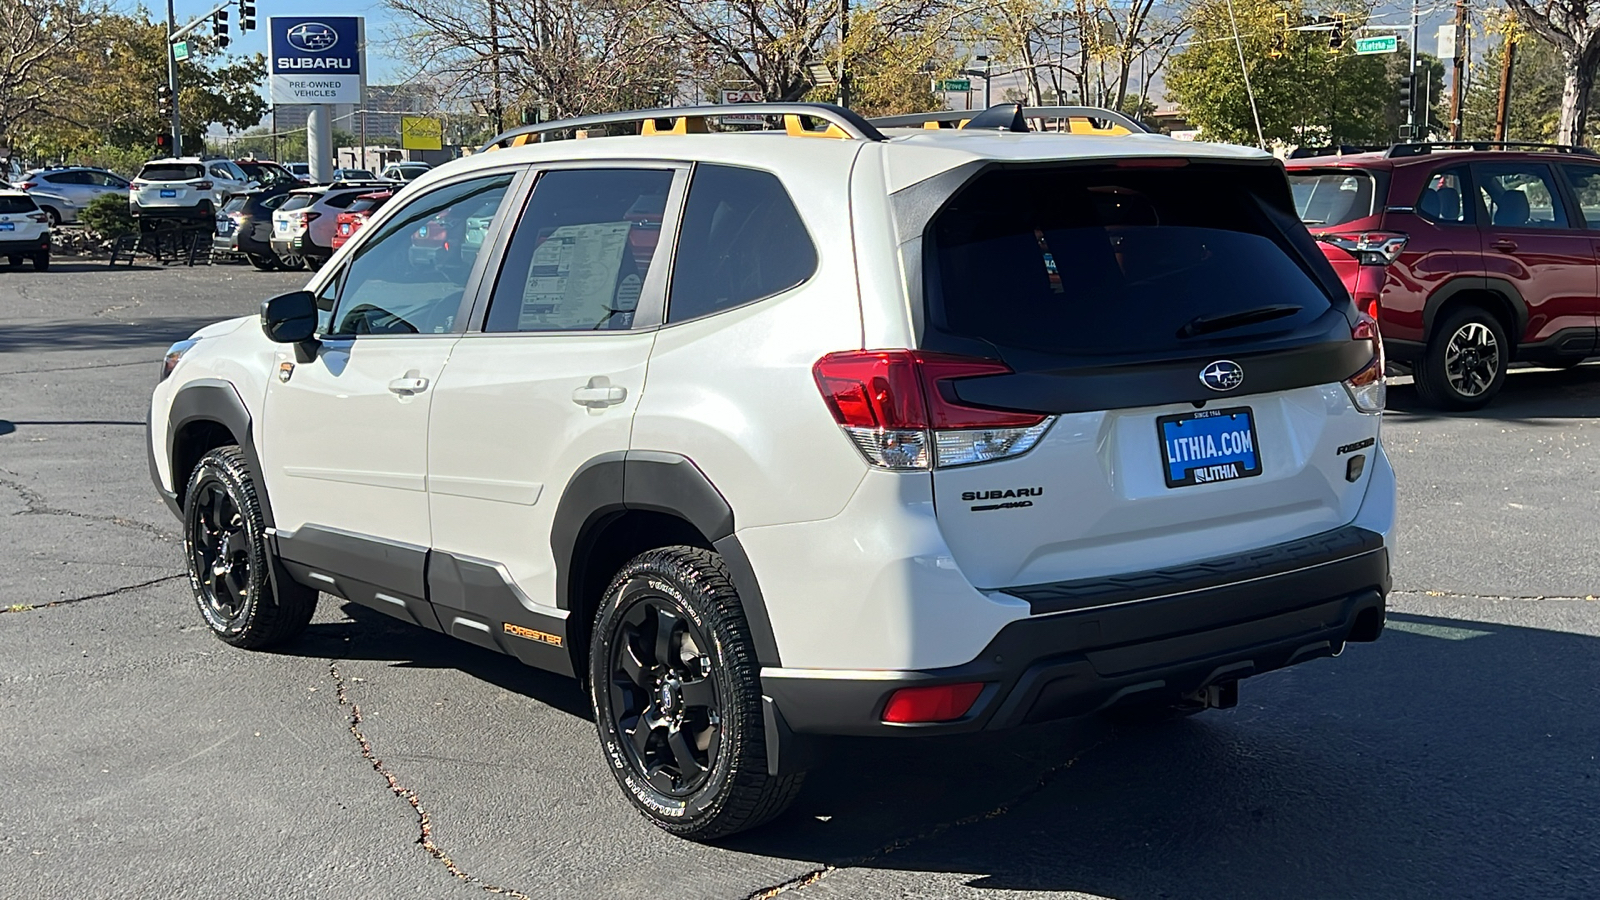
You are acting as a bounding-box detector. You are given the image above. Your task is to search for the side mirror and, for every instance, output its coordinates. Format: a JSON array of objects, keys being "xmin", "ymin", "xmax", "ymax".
[{"xmin": 261, "ymin": 290, "xmax": 319, "ymax": 345}]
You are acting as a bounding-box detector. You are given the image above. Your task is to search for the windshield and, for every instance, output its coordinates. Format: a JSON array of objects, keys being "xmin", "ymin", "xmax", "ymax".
[
  {"xmin": 139, "ymin": 164, "xmax": 204, "ymax": 182},
  {"xmin": 928, "ymin": 164, "xmax": 1337, "ymax": 359},
  {"xmin": 339, "ymin": 169, "xmax": 374, "ymax": 180},
  {"xmin": 1288, "ymin": 169, "xmax": 1382, "ymax": 227}
]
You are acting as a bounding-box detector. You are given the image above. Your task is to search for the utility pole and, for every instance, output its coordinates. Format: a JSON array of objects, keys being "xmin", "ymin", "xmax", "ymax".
[
  {"xmin": 166, "ymin": 0, "xmax": 181, "ymax": 152},
  {"xmin": 1495, "ymin": 34, "xmax": 1517, "ymax": 141},
  {"xmin": 983, "ymin": 55, "xmax": 992, "ymax": 107},
  {"xmin": 1449, "ymin": 0, "xmax": 1466, "ymax": 139},
  {"xmin": 489, "ymin": 0, "xmax": 503, "ymax": 134}
]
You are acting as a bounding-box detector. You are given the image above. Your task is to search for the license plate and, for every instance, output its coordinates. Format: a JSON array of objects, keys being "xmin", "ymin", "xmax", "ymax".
[
  {"xmin": 339, "ymin": 224, "xmax": 350, "ymax": 235},
  {"xmin": 276, "ymin": 221, "xmax": 287, "ymax": 232},
  {"xmin": 1157, "ymin": 407, "xmax": 1262, "ymax": 488},
  {"xmin": 160, "ymin": 189, "xmax": 177, "ymax": 198},
  {"xmin": 0, "ymin": 222, "xmax": 12, "ymax": 231}
]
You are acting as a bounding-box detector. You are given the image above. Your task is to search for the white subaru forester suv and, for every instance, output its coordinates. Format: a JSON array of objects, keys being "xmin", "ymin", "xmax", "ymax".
[{"xmin": 148, "ymin": 103, "xmax": 1394, "ymax": 840}]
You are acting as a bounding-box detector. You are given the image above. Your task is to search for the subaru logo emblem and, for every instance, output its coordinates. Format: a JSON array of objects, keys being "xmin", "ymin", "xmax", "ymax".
[
  {"xmin": 1200, "ymin": 360, "xmax": 1244, "ymax": 392},
  {"xmin": 287, "ymin": 22, "xmax": 340, "ymax": 53}
]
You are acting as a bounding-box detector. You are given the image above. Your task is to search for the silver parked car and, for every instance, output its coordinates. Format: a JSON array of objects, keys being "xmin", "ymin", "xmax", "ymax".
[
  {"xmin": 379, "ymin": 162, "xmax": 431, "ymax": 182},
  {"xmin": 16, "ymin": 166, "xmax": 131, "ymax": 225}
]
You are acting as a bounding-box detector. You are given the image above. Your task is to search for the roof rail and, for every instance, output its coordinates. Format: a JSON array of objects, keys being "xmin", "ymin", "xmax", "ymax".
[
  {"xmin": 479, "ymin": 102, "xmax": 887, "ymax": 152},
  {"xmin": 1286, "ymin": 144, "xmax": 1389, "ymax": 159},
  {"xmin": 868, "ymin": 104, "xmax": 1149, "ymax": 135},
  {"xmin": 1386, "ymin": 141, "xmax": 1597, "ymax": 158}
]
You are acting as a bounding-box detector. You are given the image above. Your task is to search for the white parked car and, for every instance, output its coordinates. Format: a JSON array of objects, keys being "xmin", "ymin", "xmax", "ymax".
[
  {"xmin": 269, "ymin": 182, "xmax": 388, "ymax": 270},
  {"xmin": 130, "ymin": 157, "xmax": 254, "ymax": 221},
  {"xmin": 0, "ymin": 188, "xmax": 52, "ymax": 270},
  {"xmin": 148, "ymin": 102, "xmax": 1395, "ymax": 840}
]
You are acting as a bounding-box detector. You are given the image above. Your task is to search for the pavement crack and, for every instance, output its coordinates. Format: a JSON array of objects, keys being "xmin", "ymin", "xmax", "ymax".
[
  {"xmin": 0, "ymin": 471, "xmax": 174, "ymax": 541},
  {"xmin": 329, "ymin": 661, "xmax": 531, "ymax": 899},
  {"xmin": 743, "ymin": 737, "xmax": 1108, "ymax": 899},
  {"xmin": 1393, "ymin": 588, "xmax": 1600, "ymax": 602},
  {"xmin": 1, "ymin": 573, "xmax": 185, "ymax": 614}
]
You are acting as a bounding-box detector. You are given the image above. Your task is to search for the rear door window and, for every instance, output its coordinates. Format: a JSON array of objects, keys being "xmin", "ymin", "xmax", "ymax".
[
  {"xmin": 1561, "ymin": 164, "xmax": 1600, "ymax": 227},
  {"xmin": 1288, "ymin": 169, "xmax": 1382, "ymax": 227},
  {"xmin": 1475, "ymin": 163, "xmax": 1569, "ymax": 229},
  {"xmin": 927, "ymin": 164, "xmax": 1338, "ymax": 359}
]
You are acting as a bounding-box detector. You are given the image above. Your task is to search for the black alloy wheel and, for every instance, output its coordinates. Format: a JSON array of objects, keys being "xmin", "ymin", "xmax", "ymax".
[
  {"xmin": 607, "ymin": 598, "xmax": 723, "ymax": 797},
  {"xmin": 277, "ymin": 252, "xmax": 305, "ymax": 270},
  {"xmin": 188, "ymin": 478, "xmax": 252, "ymax": 635},
  {"xmin": 182, "ymin": 446, "xmax": 316, "ymax": 648},
  {"xmin": 590, "ymin": 546, "xmax": 804, "ymax": 840},
  {"xmin": 1414, "ymin": 306, "xmax": 1509, "ymax": 411}
]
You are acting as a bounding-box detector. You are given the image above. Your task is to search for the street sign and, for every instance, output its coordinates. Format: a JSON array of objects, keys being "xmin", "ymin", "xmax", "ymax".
[
  {"xmin": 719, "ymin": 89, "xmax": 763, "ymax": 126},
  {"xmin": 934, "ymin": 79, "xmax": 972, "ymax": 92},
  {"xmin": 401, "ymin": 116, "xmax": 442, "ymax": 151},
  {"xmin": 267, "ymin": 17, "xmax": 365, "ymax": 105},
  {"xmin": 172, "ymin": 40, "xmax": 190, "ymax": 62},
  {"xmin": 1354, "ymin": 35, "xmax": 1398, "ymax": 55},
  {"xmin": 1437, "ymin": 25, "xmax": 1458, "ymax": 60}
]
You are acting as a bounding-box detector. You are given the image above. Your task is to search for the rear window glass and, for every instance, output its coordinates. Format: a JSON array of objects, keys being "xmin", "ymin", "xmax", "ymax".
[
  {"xmin": 668, "ymin": 164, "xmax": 816, "ymax": 323},
  {"xmin": 222, "ymin": 195, "xmax": 249, "ymax": 213},
  {"xmin": 1289, "ymin": 169, "xmax": 1381, "ymax": 227},
  {"xmin": 279, "ymin": 194, "xmax": 314, "ymax": 212},
  {"xmin": 929, "ymin": 165, "xmax": 1335, "ymax": 358},
  {"xmin": 139, "ymin": 164, "xmax": 204, "ymax": 181},
  {"xmin": 0, "ymin": 195, "xmax": 38, "ymax": 214}
]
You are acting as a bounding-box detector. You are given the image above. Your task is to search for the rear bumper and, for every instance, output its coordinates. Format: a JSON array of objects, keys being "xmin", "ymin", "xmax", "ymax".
[
  {"xmin": 761, "ymin": 525, "xmax": 1389, "ymax": 738},
  {"xmin": 0, "ymin": 235, "xmax": 50, "ymax": 254}
]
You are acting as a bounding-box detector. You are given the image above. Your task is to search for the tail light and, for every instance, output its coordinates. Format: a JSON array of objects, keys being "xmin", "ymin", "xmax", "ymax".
[
  {"xmin": 28, "ymin": 212, "xmax": 48, "ymax": 224},
  {"xmin": 1344, "ymin": 313, "xmax": 1385, "ymax": 414},
  {"xmin": 1322, "ymin": 231, "xmax": 1408, "ymax": 267},
  {"xmin": 18, "ymin": 181, "xmax": 37, "ymax": 190},
  {"xmin": 195, "ymin": 180, "xmax": 214, "ymax": 190},
  {"xmin": 812, "ymin": 350, "xmax": 1053, "ymax": 470},
  {"xmin": 882, "ymin": 683, "xmax": 986, "ymax": 723}
]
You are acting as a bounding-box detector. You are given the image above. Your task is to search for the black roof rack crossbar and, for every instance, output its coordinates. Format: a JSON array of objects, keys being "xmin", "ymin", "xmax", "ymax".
[
  {"xmin": 479, "ymin": 102, "xmax": 887, "ymax": 151},
  {"xmin": 1287, "ymin": 144, "xmax": 1389, "ymax": 159},
  {"xmin": 868, "ymin": 104, "xmax": 1148, "ymax": 134},
  {"xmin": 1386, "ymin": 141, "xmax": 1598, "ymax": 158}
]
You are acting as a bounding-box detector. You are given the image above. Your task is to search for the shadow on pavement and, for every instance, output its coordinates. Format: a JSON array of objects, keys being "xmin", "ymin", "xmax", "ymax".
[
  {"xmin": 0, "ymin": 316, "xmax": 216, "ymax": 353},
  {"xmin": 1387, "ymin": 362, "xmax": 1600, "ymax": 422},
  {"xmin": 278, "ymin": 601, "xmax": 1600, "ymax": 897}
]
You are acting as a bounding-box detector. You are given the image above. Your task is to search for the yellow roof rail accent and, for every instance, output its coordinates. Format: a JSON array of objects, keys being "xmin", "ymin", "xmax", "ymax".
[
  {"xmin": 642, "ymin": 116, "xmax": 710, "ymax": 135},
  {"xmin": 784, "ymin": 115, "xmax": 850, "ymax": 139},
  {"xmin": 1064, "ymin": 118, "xmax": 1132, "ymax": 136}
]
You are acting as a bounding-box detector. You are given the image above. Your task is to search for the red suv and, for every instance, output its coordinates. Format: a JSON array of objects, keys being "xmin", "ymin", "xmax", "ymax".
[{"xmin": 1286, "ymin": 143, "xmax": 1600, "ymax": 409}]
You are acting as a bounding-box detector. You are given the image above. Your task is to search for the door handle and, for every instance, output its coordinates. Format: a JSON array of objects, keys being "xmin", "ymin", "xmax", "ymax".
[
  {"xmin": 388, "ymin": 372, "xmax": 429, "ymax": 395},
  {"xmin": 1492, "ymin": 239, "xmax": 1518, "ymax": 253},
  {"xmin": 572, "ymin": 376, "xmax": 627, "ymax": 408}
]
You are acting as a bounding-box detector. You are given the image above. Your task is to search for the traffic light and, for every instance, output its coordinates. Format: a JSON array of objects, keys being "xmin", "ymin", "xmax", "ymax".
[
  {"xmin": 1399, "ymin": 71, "xmax": 1417, "ymax": 116},
  {"xmin": 239, "ymin": 0, "xmax": 256, "ymax": 32},
  {"xmin": 214, "ymin": 9, "xmax": 229, "ymax": 48},
  {"xmin": 155, "ymin": 133, "xmax": 173, "ymax": 152},
  {"xmin": 156, "ymin": 83, "xmax": 173, "ymax": 117},
  {"xmin": 1328, "ymin": 14, "xmax": 1347, "ymax": 53},
  {"xmin": 1270, "ymin": 12, "xmax": 1288, "ymax": 58}
]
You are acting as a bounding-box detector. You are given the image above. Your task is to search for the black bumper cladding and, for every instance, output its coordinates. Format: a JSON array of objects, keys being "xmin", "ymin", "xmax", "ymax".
[{"xmin": 764, "ymin": 525, "xmax": 1389, "ymax": 737}]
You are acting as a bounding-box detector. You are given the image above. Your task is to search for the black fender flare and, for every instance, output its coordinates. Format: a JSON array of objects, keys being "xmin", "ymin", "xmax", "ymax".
[
  {"xmin": 1423, "ymin": 276, "xmax": 1528, "ymax": 347},
  {"xmin": 551, "ymin": 450, "xmax": 781, "ymax": 666},
  {"xmin": 164, "ymin": 378, "xmax": 275, "ymax": 528}
]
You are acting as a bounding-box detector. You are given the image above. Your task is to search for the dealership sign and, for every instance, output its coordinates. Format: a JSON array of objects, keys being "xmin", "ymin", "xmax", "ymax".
[{"xmin": 268, "ymin": 17, "xmax": 364, "ymax": 104}]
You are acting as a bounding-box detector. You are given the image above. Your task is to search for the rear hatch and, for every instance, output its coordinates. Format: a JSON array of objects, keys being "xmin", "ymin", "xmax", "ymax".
[
  {"xmin": 917, "ymin": 161, "xmax": 1382, "ymax": 589},
  {"xmin": 1286, "ymin": 165, "xmax": 1390, "ymax": 303},
  {"xmin": 133, "ymin": 162, "xmax": 206, "ymax": 206},
  {"xmin": 273, "ymin": 193, "xmax": 315, "ymax": 239},
  {"xmin": 0, "ymin": 194, "xmax": 46, "ymax": 239}
]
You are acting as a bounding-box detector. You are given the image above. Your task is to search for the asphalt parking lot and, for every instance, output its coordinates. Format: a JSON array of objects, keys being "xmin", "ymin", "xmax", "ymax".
[{"xmin": 2, "ymin": 261, "xmax": 1597, "ymax": 899}]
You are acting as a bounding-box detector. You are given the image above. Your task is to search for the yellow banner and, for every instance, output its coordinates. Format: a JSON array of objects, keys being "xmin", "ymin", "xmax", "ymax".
[{"xmin": 400, "ymin": 116, "xmax": 443, "ymax": 151}]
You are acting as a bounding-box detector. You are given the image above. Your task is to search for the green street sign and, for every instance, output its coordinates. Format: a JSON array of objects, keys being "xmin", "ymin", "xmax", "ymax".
[
  {"xmin": 1354, "ymin": 35, "xmax": 1398, "ymax": 55},
  {"xmin": 934, "ymin": 79, "xmax": 972, "ymax": 92},
  {"xmin": 173, "ymin": 40, "xmax": 190, "ymax": 62}
]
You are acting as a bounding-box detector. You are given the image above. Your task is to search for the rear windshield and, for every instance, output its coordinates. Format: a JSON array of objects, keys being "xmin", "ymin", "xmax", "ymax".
[
  {"xmin": 139, "ymin": 164, "xmax": 204, "ymax": 182},
  {"xmin": 1288, "ymin": 168, "xmax": 1382, "ymax": 227},
  {"xmin": 929, "ymin": 164, "xmax": 1337, "ymax": 358},
  {"xmin": 0, "ymin": 196, "xmax": 37, "ymax": 214}
]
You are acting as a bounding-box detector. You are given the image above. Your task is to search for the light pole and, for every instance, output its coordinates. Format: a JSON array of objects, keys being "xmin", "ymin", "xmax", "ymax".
[{"xmin": 166, "ymin": 0, "xmax": 181, "ymax": 151}]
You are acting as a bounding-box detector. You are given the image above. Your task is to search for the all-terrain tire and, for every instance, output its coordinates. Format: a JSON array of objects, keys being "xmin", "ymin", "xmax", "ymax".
[
  {"xmin": 1414, "ymin": 306, "xmax": 1508, "ymax": 411},
  {"xmin": 590, "ymin": 546, "xmax": 804, "ymax": 840},
  {"xmin": 182, "ymin": 446, "xmax": 316, "ymax": 648},
  {"xmin": 31, "ymin": 252, "xmax": 49, "ymax": 272}
]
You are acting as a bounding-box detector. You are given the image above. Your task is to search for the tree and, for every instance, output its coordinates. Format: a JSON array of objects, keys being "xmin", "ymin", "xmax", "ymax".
[
  {"xmin": 0, "ymin": 0, "xmax": 95, "ymax": 154},
  {"xmin": 1502, "ymin": 0, "xmax": 1600, "ymax": 145},
  {"xmin": 1462, "ymin": 27, "xmax": 1564, "ymax": 142},
  {"xmin": 1165, "ymin": 0, "xmax": 1402, "ymax": 146}
]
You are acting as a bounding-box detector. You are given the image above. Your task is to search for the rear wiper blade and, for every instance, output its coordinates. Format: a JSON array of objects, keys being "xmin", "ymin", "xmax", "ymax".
[{"xmin": 1177, "ymin": 304, "xmax": 1303, "ymax": 339}]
